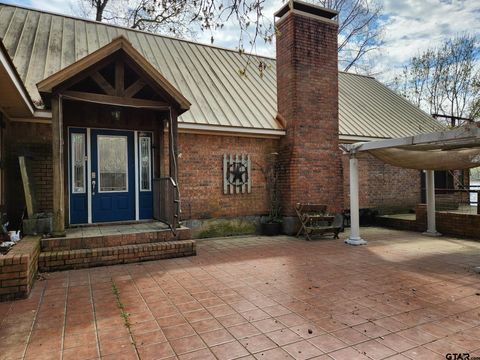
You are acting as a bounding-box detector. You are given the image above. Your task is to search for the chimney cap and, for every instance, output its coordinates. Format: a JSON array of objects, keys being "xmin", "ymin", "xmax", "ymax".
[{"xmin": 274, "ymin": 0, "xmax": 338, "ymax": 21}]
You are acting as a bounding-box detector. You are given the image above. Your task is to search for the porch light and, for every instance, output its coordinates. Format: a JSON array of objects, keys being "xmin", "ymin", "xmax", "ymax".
[{"xmin": 111, "ymin": 109, "xmax": 121, "ymax": 121}]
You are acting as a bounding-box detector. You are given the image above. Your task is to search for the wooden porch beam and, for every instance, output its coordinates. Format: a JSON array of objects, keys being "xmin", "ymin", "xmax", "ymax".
[
  {"xmin": 124, "ymin": 79, "xmax": 145, "ymax": 98},
  {"xmin": 51, "ymin": 94, "xmax": 66, "ymax": 236},
  {"xmin": 91, "ymin": 72, "xmax": 115, "ymax": 96},
  {"xmin": 115, "ymin": 60, "xmax": 124, "ymax": 97},
  {"xmin": 63, "ymin": 90, "xmax": 170, "ymax": 110}
]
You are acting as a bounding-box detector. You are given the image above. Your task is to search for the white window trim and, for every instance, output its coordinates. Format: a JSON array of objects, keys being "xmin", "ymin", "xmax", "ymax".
[
  {"xmin": 139, "ymin": 136, "xmax": 152, "ymax": 192},
  {"xmin": 71, "ymin": 132, "xmax": 86, "ymax": 194}
]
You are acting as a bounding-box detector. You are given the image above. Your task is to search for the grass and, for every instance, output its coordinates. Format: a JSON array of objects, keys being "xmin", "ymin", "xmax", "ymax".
[{"xmin": 198, "ymin": 219, "xmax": 257, "ymax": 239}]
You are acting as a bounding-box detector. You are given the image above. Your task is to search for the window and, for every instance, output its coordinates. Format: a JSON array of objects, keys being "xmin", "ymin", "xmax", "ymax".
[
  {"xmin": 139, "ymin": 136, "xmax": 151, "ymax": 191},
  {"xmin": 98, "ymin": 135, "xmax": 128, "ymax": 192},
  {"xmin": 71, "ymin": 133, "xmax": 86, "ymax": 193}
]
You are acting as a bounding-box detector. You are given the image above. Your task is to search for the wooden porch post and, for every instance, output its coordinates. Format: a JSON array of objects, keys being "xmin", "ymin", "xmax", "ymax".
[
  {"xmin": 155, "ymin": 114, "xmax": 165, "ymax": 178},
  {"xmin": 168, "ymin": 108, "xmax": 178, "ymax": 181},
  {"xmin": 52, "ymin": 94, "xmax": 66, "ymax": 236},
  {"xmin": 168, "ymin": 108, "xmax": 179, "ymax": 230}
]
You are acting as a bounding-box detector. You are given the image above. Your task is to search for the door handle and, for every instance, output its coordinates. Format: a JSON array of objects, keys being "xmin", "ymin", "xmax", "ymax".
[{"xmin": 92, "ymin": 180, "xmax": 96, "ymax": 195}]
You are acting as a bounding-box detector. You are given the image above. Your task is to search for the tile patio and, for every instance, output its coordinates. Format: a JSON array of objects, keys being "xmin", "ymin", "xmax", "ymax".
[{"xmin": 1, "ymin": 227, "xmax": 480, "ymax": 360}]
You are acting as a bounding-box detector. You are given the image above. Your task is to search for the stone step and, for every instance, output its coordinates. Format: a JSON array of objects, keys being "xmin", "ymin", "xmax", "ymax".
[
  {"xmin": 41, "ymin": 226, "xmax": 191, "ymax": 251},
  {"xmin": 39, "ymin": 239, "xmax": 196, "ymax": 272}
]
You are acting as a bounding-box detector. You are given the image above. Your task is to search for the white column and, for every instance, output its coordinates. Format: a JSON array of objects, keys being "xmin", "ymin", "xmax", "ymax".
[
  {"xmin": 423, "ymin": 170, "xmax": 441, "ymax": 236},
  {"xmin": 346, "ymin": 155, "xmax": 367, "ymax": 245}
]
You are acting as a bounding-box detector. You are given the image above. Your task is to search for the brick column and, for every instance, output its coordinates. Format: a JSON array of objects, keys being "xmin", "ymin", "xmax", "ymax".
[{"xmin": 275, "ymin": 1, "xmax": 344, "ymax": 225}]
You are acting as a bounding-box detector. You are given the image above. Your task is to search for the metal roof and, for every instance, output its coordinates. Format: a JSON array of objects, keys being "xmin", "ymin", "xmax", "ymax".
[{"xmin": 0, "ymin": 3, "xmax": 444, "ymax": 138}]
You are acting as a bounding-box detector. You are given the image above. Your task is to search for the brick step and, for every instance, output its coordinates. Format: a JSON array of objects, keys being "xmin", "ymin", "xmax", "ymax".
[
  {"xmin": 41, "ymin": 227, "xmax": 191, "ymax": 251},
  {"xmin": 39, "ymin": 239, "xmax": 196, "ymax": 272}
]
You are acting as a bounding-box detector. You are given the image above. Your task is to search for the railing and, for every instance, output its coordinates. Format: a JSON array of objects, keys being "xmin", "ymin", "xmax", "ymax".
[
  {"xmin": 425, "ymin": 186, "xmax": 480, "ymax": 215},
  {"xmin": 153, "ymin": 177, "xmax": 179, "ymax": 232}
]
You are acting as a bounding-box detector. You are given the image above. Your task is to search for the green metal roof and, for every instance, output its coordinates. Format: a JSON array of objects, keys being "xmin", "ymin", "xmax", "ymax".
[{"xmin": 0, "ymin": 3, "xmax": 444, "ymax": 138}]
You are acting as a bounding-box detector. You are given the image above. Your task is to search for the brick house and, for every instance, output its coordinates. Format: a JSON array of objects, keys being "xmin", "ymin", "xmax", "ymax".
[{"xmin": 0, "ymin": 0, "xmax": 444, "ymax": 236}]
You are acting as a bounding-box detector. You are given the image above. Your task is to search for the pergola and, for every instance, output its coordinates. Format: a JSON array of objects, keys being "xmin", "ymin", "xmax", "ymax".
[{"xmin": 341, "ymin": 123, "xmax": 480, "ymax": 245}]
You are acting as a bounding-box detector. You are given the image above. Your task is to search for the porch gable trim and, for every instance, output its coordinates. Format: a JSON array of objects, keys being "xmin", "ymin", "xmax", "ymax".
[{"xmin": 37, "ymin": 36, "xmax": 191, "ymax": 111}]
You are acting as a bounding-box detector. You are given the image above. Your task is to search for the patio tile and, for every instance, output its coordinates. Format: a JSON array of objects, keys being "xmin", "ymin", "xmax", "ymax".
[
  {"xmin": 402, "ymin": 346, "xmax": 440, "ymax": 360},
  {"xmin": 262, "ymin": 305, "xmax": 291, "ymax": 317},
  {"xmin": 201, "ymin": 328, "xmax": 235, "ymax": 347},
  {"xmin": 254, "ymin": 347, "xmax": 295, "ymax": 359},
  {"xmin": 229, "ymin": 323, "xmax": 262, "ymax": 339},
  {"xmin": 208, "ymin": 304, "xmax": 237, "ymax": 318},
  {"xmin": 354, "ymin": 339, "xmax": 396, "ymax": 360},
  {"xmin": 329, "ymin": 347, "xmax": 369, "ymax": 360},
  {"xmin": 178, "ymin": 348, "xmax": 217, "ymax": 360},
  {"xmin": 377, "ymin": 333, "xmax": 417, "ymax": 353},
  {"xmin": 266, "ymin": 328, "xmax": 303, "ymax": 346},
  {"xmin": 137, "ymin": 342, "xmax": 175, "ymax": 360},
  {"xmin": 290, "ymin": 323, "xmax": 325, "ymax": 339},
  {"xmin": 241, "ymin": 308, "xmax": 270, "ymax": 322},
  {"xmin": 99, "ymin": 336, "xmax": 132, "ymax": 356},
  {"xmin": 253, "ymin": 318, "xmax": 285, "ymax": 333},
  {"xmin": 352, "ymin": 321, "xmax": 390, "ymax": 338},
  {"xmin": 63, "ymin": 345, "xmax": 99, "ymax": 360},
  {"xmin": 210, "ymin": 340, "xmax": 249, "ymax": 360},
  {"xmin": 134, "ymin": 330, "xmax": 167, "ymax": 346},
  {"xmin": 156, "ymin": 314, "xmax": 187, "ymax": 327},
  {"xmin": 308, "ymin": 334, "xmax": 348, "ymax": 353},
  {"xmin": 191, "ymin": 318, "xmax": 224, "ymax": 333},
  {"xmin": 162, "ymin": 323, "xmax": 195, "ymax": 340},
  {"xmin": 184, "ymin": 309, "xmax": 213, "ymax": 322},
  {"xmin": 239, "ymin": 334, "xmax": 277, "ymax": 353},
  {"xmin": 330, "ymin": 328, "xmax": 370, "ymax": 345},
  {"xmin": 282, "ymin": 340, "xmax": 323, "ymax": 360},
  {"xmin": 396, "ymin": 327, "xmax": 439, "ymax": 345},
  {"xmin": 275, "ymin": 313, "xmax": 306, "ymax": 327},
  {"xmin": 169, "ymin": 334, "xmax": 206, "ymax": 354}
]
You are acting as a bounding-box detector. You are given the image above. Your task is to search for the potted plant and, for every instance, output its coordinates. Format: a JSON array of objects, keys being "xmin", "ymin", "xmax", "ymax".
[{"xmin": 259, "ymin": 153, "xmax": 283, "ymax": 236}]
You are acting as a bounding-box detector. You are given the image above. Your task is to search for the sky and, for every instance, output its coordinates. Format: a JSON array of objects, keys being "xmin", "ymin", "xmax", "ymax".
[{"xmin": 2, "ymin": 0, "xmax": 480, "ymax": 82}]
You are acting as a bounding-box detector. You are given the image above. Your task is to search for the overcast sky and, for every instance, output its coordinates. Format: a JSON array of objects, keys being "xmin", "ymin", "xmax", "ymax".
[{"xmin": 3, "ymin": 0, "xmax": 480, "ymax": 81}]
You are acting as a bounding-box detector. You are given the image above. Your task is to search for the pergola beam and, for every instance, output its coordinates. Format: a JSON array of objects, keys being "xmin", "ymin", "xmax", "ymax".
[{"xmin": 344, "ymin": 123, "xmax": 480, "ymax": 153}]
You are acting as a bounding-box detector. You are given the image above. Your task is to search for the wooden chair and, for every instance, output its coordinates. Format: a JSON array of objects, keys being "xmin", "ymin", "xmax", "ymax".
[{"xmin": 295, "ymin": 203, "xmax": 343, "ymax": 240}]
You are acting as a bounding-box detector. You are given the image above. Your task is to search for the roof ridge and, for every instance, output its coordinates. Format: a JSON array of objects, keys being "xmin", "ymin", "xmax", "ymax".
[
  {"xmin": 338, "ymin": 71, "xmax": 374, "ymax": 79},
  {"xmin": 0, "ymin": 1, "xmax": 277, "ymax": 61}
]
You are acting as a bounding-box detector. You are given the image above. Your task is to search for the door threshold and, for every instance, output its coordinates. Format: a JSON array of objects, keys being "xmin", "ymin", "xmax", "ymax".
[{"xmin": 69, "ymin": 219, "xmax": 155, "ymax": 228}]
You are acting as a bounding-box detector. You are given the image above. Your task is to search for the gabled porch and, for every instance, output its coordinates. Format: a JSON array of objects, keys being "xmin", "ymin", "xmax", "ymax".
[{"xmin": 36, "ymin": 36, "xmax": 190, "ymax": 236}]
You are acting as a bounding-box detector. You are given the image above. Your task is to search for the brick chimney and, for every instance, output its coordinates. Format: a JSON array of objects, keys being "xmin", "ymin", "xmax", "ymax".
[{"xmin": 275, "ymin": 0, "xmax": 343, "ymax": 230}]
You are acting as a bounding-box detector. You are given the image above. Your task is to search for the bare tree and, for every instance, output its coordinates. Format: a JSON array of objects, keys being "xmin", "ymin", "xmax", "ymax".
[
  {"xmin": 74, "ymin": 0, "xmax": 273, "ymax": 45},
  {"xmin": 316, "ymin": 0, "xmax": 383, "ymax": 72},
  {"xmin": 392, "ymin": 34, "xmax": 480, "ymax": 124},
  {"xmin": 75, "ymin": 0, "xmax": 383, "ymax": 73}
]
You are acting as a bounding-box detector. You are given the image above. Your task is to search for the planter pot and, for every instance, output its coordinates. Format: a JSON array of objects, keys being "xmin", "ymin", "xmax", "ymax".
[{"xmin": 261, "ymin": 222, "xmax": 282, "ymax": 236}]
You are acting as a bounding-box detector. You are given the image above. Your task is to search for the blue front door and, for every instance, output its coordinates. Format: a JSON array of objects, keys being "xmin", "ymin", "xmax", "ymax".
[{"xmin": 91, "ymin": 129, "xmax": 135, "ymax": 223}]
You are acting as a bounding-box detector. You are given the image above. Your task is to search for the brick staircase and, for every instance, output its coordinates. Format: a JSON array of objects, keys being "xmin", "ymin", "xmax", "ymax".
[{"xmin": 39, "ymin": 224, "xmax": 195, "ymax": 271}]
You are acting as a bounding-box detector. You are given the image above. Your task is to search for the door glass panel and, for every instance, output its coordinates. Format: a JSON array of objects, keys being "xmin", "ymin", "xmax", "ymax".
[
  {"xmin": 140, "ymin": 136, "xmax": 151, "ymax": 191},
  {"xmin": 98, "ymin": 135, "xmax": 128, "ymax": 192},
  {"xmin": 71, "ymin": 133, "xmax": 85, "ymax": 193}
]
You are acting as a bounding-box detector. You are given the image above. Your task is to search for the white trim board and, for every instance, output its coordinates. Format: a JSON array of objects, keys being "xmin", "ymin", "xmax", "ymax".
[{"xmin": 0, "ymin": 45, "xmax": 35, "ymax": 115}]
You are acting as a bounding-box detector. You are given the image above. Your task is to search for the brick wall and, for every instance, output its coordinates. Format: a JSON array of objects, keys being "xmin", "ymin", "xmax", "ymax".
[
  {"xmin": 0, "ymin": 236, "xmax": 40, "ymax": 301},
  {"xmin": 276, "ymin": 10, "xmax": 343, "ymax": 215},
  {"xmin": 177, "ymin": 133, "xmax": 277, "ymax": 220},
  {"xmin": 343, "ymin": 153, "xmax": 421, "ymax": 214},
  {"xmin": 416, "ymin": 204, "xmax": 480, "ymax": 239},
  {"xmin": 6, "ymin": 122, "xmax": 53, "ymax": 227}
]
